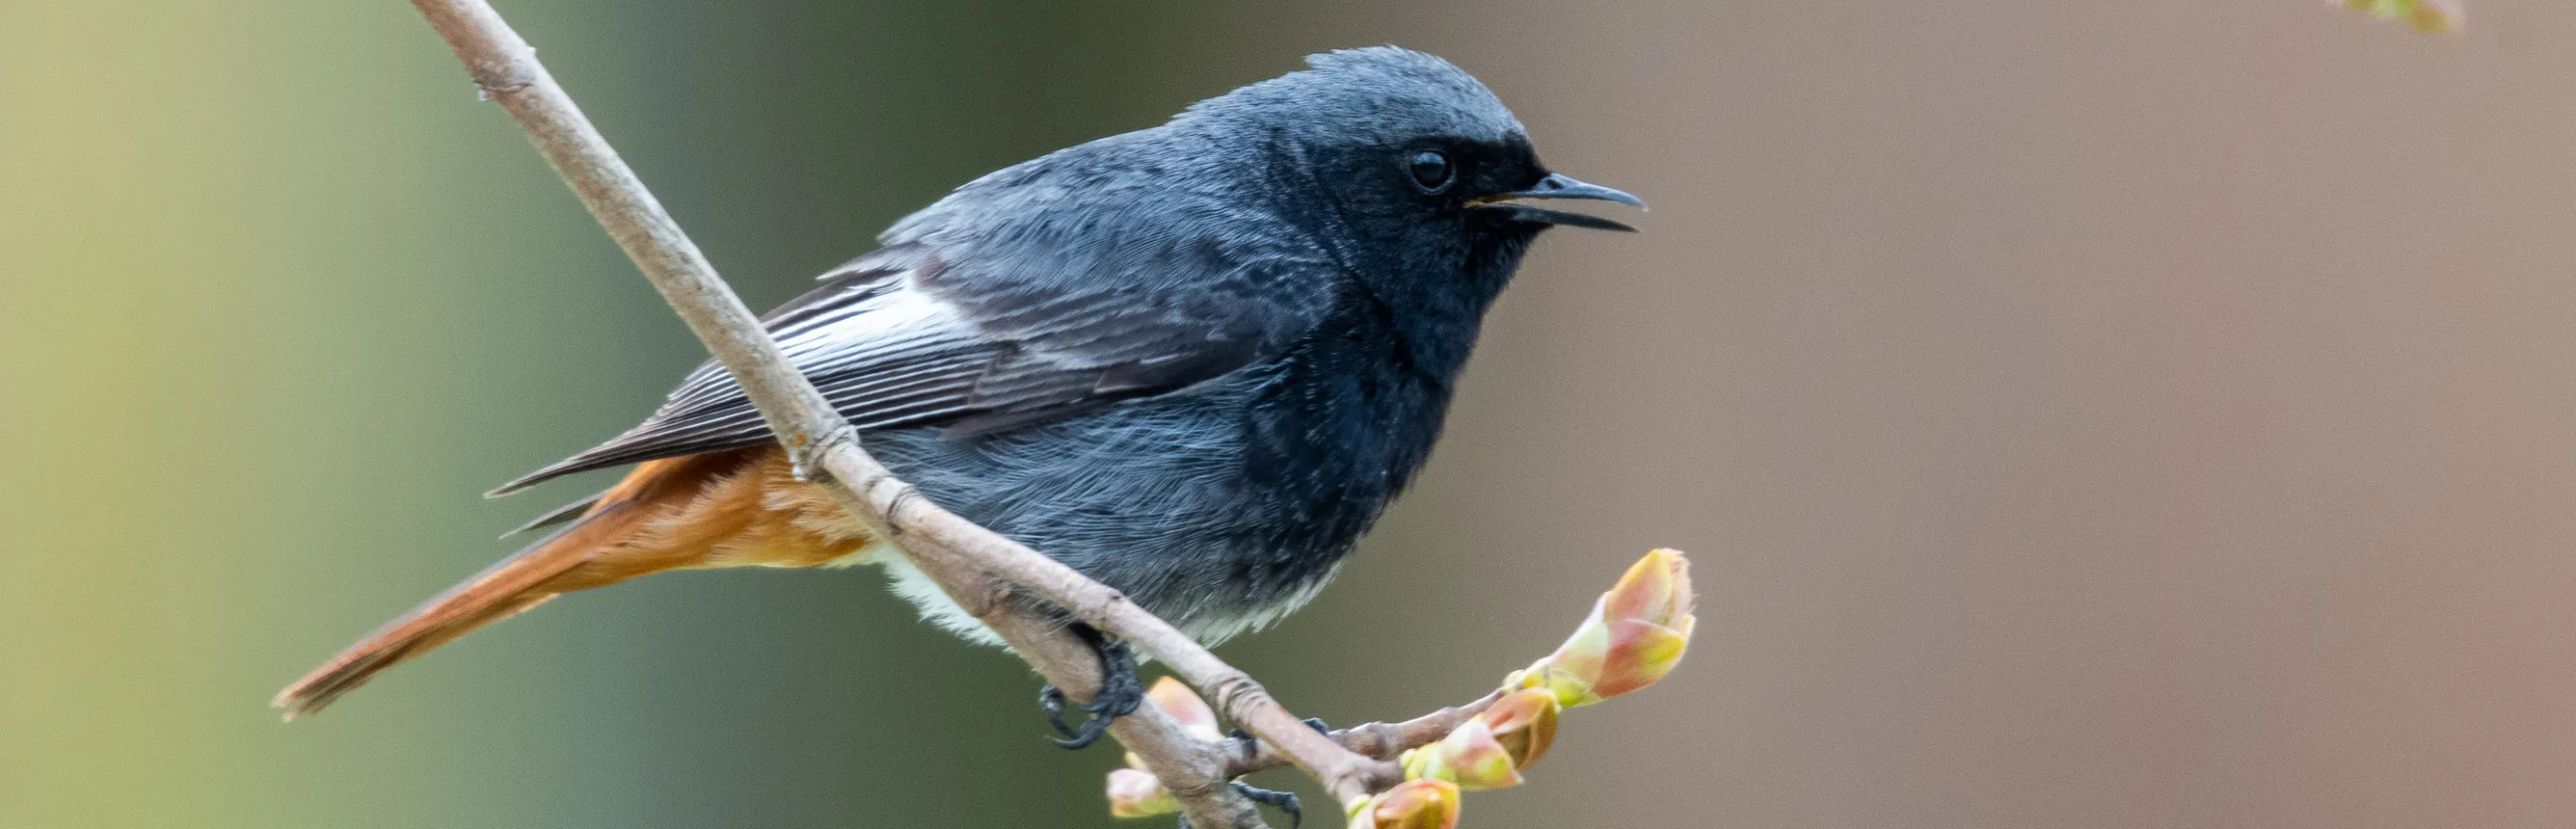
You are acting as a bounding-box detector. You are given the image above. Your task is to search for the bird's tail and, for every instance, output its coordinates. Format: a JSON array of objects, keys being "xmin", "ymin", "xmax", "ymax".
[{"xmin": 273, "ymin": 446, "xmax": 870, "ymax": 718}]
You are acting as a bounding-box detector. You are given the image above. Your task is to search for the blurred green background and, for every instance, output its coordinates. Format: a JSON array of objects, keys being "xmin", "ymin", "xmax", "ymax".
[{"xmin": 11, "ymin": 1, "xmax": 2576, "ymax": 827}]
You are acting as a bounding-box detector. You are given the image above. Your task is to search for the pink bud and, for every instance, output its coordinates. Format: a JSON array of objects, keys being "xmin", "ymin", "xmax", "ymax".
[
  {"xmin": 1512, "ymin": 548, "xmax": 1697, "ymax": 707},
  {"xmin": 1144, "ymin": 676, "xmax": 1221, "ymax": 740},
  {"xmin": 1106, "ymin": 768, "xmax": 1178, "ymax": 818},
  {"xmin": 1402, "ymin": 718, "xmax": 1522, "ymax": 790},
  {"xmin": 1475, "ymin": 688, "xmax": 1560, "ymax": 771},
  {"xmin": 1350, "ymin": 779, "xmax": 1461, "ymax": 829}
]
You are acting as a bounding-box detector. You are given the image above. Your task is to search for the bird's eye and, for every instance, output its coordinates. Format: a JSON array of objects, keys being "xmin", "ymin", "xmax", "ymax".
[{"xmin": 1407, "ymin": 149, "xmax": 1454, "ymax": 192}]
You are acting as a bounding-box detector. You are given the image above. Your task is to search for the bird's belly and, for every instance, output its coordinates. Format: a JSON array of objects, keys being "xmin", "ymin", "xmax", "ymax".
[
  {"xmin": 849, "ymin": 388, "xmax": 1406, "ymax": 645},
  {"xmin": 866, "ymin": 546, "xmax": 1347, "ymax": 649}
]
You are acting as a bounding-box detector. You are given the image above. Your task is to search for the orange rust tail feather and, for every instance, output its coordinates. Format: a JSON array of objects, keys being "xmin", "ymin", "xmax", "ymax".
[{"xmin": 274, "ymin": 446, "xmax": 870, "ymax": 718}]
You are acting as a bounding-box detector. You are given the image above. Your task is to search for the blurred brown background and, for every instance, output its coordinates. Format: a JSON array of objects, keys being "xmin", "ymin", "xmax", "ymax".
[{"xmin": 7, "ymin": 1, "xmax": 2574, "ymax": 826}]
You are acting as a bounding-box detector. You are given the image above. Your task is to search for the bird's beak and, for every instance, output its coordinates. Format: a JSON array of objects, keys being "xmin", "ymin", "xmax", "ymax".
[{"xmin": 1469, "ymin": 173, "xmax": 1647, "ymax": 231}]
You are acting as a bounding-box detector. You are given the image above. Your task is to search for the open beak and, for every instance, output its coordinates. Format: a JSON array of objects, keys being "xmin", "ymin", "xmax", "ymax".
[{"xmin": 1470, "ymin": 173, "xmax": 1647, "ymax": 231}]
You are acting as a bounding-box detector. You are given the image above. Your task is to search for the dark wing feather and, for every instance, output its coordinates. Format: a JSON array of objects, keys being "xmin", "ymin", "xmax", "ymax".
[
  {"xmin": 499, "ymin": 493, "xmax": 601, "ymax": 537},
  {"xmin": 487, "ymin": 258, "xmax": 991, "ymax": 495},
  {"xmin": 491, "ymin": 147, "xmax": 1339, "ymax": 495}
]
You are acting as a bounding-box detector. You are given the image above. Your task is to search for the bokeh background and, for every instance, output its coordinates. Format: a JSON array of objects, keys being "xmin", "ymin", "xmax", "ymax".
[{"xmin": 7, "ymin": 1, "xmax": 2575, "ymax": 826}]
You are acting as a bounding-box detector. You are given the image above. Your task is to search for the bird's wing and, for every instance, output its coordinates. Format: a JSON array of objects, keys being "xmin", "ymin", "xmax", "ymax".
[{"xmin": 491, "ymin": 201, "xmax": 1338, "ymax": 496}]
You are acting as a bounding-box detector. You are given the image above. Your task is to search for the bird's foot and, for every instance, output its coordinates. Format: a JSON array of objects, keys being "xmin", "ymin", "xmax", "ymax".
[
  {"xmin": 1183, "ymin": 710, "xmax": 1336, "ymax": 826},
  {"xmin": 1171, "ymin": 782, "xmax": 1304, "ymax": 829},
  {"xmin": 1230, "ymin": 781, "xmax": 1303, "ymax": 829},
  {"xmin": 1036, "ymin": 626, "xmax": 1141, "ymax": 750}
]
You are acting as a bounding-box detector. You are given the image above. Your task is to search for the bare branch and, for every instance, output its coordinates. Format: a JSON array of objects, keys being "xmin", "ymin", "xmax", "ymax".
[
  {"xmin": 1221, "ymin": 689, "xmax": 1509, "ymax": 780},
  {"xmin": 403, "ymin": 0, "xmax": 1387, "ymax": 822}
]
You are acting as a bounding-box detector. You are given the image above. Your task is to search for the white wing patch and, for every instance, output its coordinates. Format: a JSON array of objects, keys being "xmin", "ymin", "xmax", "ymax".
[{"xmin": 489, "ymin": 273, "xmax": 1002, "ymax": 495}]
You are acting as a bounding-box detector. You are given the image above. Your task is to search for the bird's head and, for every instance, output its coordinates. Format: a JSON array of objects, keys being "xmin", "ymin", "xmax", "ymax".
[{"xmin": 1173, "ymin": 46, "xmax": 1642, "ymax": 317}]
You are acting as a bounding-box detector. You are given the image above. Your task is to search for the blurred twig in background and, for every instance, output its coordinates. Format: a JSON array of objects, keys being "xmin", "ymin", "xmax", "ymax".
[{"xmin": 401, "ymin": 1, "xmax": 1692, "ymax": 826}]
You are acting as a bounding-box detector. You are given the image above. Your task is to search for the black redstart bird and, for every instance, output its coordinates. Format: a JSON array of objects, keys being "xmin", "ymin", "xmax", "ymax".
[{"xmin": 276, "ymin": 47, "xmax": 1643, "ymax": 746}]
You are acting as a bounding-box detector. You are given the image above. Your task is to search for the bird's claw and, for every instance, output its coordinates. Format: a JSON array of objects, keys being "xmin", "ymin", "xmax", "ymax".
[
  {"xmin": 1231, "ymin": 781, "xmax": 1303, "ymax": 829},
  {"xmin": 1198, "ymin": 717, "xmax": 1323, "ymax": 827},
  {"xmin": 1174, "ymin": 781, "xmax": 1303, "ymax": 829},
  {"xmin": 1037, "ymin": 633, "xmax": 1140, "ymax": 750}
]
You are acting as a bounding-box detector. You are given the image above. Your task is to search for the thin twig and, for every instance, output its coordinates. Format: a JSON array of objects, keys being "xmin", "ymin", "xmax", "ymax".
[
  {"xmin": 1221, "ymin": 689, "xmax": 1508, "ymax": 780},
  {"xmin": 402, "ymin": 0, "xmax": 1391, "ymax": 822}
]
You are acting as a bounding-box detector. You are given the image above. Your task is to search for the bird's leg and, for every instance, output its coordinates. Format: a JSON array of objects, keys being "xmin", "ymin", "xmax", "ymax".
[
  {"xmin": 1036, "ymin": 623, "xmax": 1142, "ymax": 750},
  {"xmin": 1209, "ymin": 718, "xmax": 1329, "ymax": 828}
]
